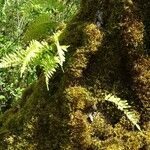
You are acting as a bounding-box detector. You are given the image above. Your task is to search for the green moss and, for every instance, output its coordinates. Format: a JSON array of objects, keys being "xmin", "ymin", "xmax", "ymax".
[
  {"xmin": 0, "ymin": 0, "xmax": 149, "ymax": 149},
  {"xmin": 69, "ymin": 110, "xmax": 92, "ymax": 149},
  {"xmin": 63, "ymin": 23, "xmax": 102, "ymax": 79},
  {"xmin": 65, "ymin": 86, "xmax": 96, "ymax": 110},
  {"xmin": 132, "ymin": 56, "xmax": 150, "ymax": 118}
]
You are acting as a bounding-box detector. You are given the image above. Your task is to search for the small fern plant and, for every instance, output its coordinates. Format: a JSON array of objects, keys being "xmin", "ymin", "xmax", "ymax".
[
  {"xmin": 105, "ymin": 94, "xmax": 141, "ymax": 131},
  {"xmin": 0, "ymin": 31, "xmax": 69, "ymax": 90}
]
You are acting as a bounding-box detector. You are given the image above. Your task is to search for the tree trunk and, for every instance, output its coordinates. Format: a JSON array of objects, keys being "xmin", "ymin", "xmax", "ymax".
[{"xmin": 0, "ymin": 0, "xmax": 150, "ymax": 149}]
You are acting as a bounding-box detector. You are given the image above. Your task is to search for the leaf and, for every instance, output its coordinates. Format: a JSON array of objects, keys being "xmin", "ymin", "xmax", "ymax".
[
  {"xmin": 53, "ymin": 32, "xmax": 69, "ymax": 69},
  {"xmin": 55, "ymin": 41, "xmax": 69, "ymax": 67},
  {"xmin": 23, "ymin": 14, "xmax": 59, "ymax": 42},
  {"xmin": 0, "ymin": 50, "xmax": 25, "ymax": 68},
  {"xmin": 41, "ymin": 54, "xmax": 59, "ymax": 90},
  {"xmin": 20, "ymin": 40, "xmax": 48, "ymax": 77},
  {"xmin": 105, "ymin": 94, "xmax": 141, "ymax": 131},
  {"xmin": 0, "ymin": 95, "xmax": 5, "ymax": 100}
]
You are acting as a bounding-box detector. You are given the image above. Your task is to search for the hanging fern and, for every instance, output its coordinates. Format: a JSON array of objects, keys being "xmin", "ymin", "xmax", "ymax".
[
  {"xmin": 105, "ymin": 94, "xmax": 141, "ymax": 131},
  {"xmin": 41, "ymin": 54, "xmax": 59, "ymax": 90},
  {"xmin": 0, "ymin": 31, "xmax": 69, "ymax": 90},
  {"xmin": 20, "ymin": 40, "xmax": 49, "ymax": 77},
  {"xmin": 0, "ymin": 50, "xmax": 24, "ymax": 68},
  {"xmin": 53, "ymin": 31, "xmax": 69, "ymax": 69}
]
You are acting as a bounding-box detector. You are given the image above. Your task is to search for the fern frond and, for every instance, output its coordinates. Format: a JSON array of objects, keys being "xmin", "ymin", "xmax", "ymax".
[
  {"xmin": 0, "ymin": 30, "xmax": 69, "ymax": 90},
  {"xmin": 20, "ymin": 40, "xmax": 48, "ymax": 77},
  {"xmin": 105, "ymin": 94, "xmax": 141, "ymax": 131},
  {"xmin": 55, "ymin": 41, "xmax": 69, "ymax": 67},
  {"xmin": 41, "ymin": 55, "xmax": 59, "ymax": 90},
  {"xmin": 53, "ymin": 32, "xmax": 69, "ymax": 68},
  {"xmin": 0, "ymin": 50, "xmax": 25, "ymax": 68}
]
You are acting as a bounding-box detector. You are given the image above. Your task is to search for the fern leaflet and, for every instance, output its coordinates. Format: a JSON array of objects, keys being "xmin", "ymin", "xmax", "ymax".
[
  {"xmin": 105, "ymin": 94, "xmax": 141, "ymax": 131},
  {"xmin": 0, "ymin": 50, "xmax": 25, "ymax": 68},
  {"xmin": 20, "ymin": 40, "xmax": 48, "ymax": 77},
  {"xmin": 53, "ymin": 32, "xmax": 69, "ymax": 68},
  {"xmin": 41, "ymin": 54, "xmax": 59, "ymax": 90}
]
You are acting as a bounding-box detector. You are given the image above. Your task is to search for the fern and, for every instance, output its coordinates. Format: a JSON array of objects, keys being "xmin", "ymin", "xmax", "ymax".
[
  {"xmin": 0, "ymin": 50, "xmax": 25, "ymax": 68},
  {"xmin": 0, "ymin": 31, "xmax": 69, "ymax": 90},
  {"xmin": 20, "ymin": 40, "xmax": 49, "ymax": 77},
  {"xmin": 105, "ymin": 94, "xmax": 141, "ymax": 131},
  {"xmin": 41, "ymin": 54, "xmax": 59, "ymax": 90},
  {"xmin": 53, "ymin": 32, "xmax": 69, "ymax": 69}
]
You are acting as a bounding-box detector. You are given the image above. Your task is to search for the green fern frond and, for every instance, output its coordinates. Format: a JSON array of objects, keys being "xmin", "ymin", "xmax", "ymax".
[
  {"xmin": 105, "ymin": 94, "xmax": 141, "ymax": 131},
  {"xmin": 40, "ymin": 31, "xmax": 69, "ymax": 90},
  {"xmin": 41, "ymin": 55, "xmax": 59, "ymax": 90},
  {"xmin": 53, "ymin": 32, "xmax": 69, "ymax": 68},
  {"xmin": 20, "ymin": 40, "xmax": 49, "ymax": 77},
  {"xmin": 0, "ymin": 31, "xmax": 69, "ymax": 90},
  {"xmin": 0, "ymin": 50, "xmax": 25, "ymax": 68}
]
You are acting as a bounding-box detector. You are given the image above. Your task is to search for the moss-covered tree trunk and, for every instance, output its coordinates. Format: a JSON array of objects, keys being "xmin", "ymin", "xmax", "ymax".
[{"xmin": 0, "ymin": 0, "xmax": 150, "ymax": 149}]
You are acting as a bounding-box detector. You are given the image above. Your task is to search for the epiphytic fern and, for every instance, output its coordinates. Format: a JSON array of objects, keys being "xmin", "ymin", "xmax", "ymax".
[
  {"xmin": 53, "ymin": 31, "xmax": 68, "ymax": 69},
  {"xmin": 105, "ymin": 94, "xmax": 141, "ymax": 131},
  {"xmin": 0, "ymin": 50, "xmax": 24, "ymax": 68},
  {"xmin": 0, "ymin": 31, "xmax": 69, "ymax": 90},
  {"xmin": 21, "ymin": 40, "xmax": 49, "ymax": 77},
  {"xmin": 40, "ymin": 54, "xmax": 59, "ymax": 90}
]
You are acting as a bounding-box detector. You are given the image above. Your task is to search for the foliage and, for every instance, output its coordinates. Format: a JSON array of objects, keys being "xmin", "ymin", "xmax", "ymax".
[
  {"xmin": 105, "ymin": 94, "xmax": 141, "ymax": 131},
  {"xmin": 23, "ymin": 14, "xmax": 58, "ymax": 42},
  {"xmin": 0, "ymin": 0, "xmax": 150, "ymax": 149},
  {"xmin": 0, "ymin": 0, "xmax": 79, "ymax": 113},
  {"xmin": 0, "ymin": 34, "xmax": 25, "ymax": 113},
  {"xmin": 22, "ymin": 0, "xmax": 79, "ymax": 42},
  {"xmin": 0, "ymin": 31, "xmax": 69, "ymax": 90}
]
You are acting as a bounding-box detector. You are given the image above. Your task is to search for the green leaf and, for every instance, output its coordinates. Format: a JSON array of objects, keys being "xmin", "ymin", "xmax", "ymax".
[
  {"xmin": 20, "ymin": 40, "xmax": 48, "ymax": 77},
  {"xmin": 41, "ymin": 54, "xmax": 59, "ymax": 90},
  {"xmin": 53, "ymin": 32, "xmax": 69, "ymax": 69},
  {"xmin": 0, "ymin": 95, "xmax": 5, "ymax": 100},
  {"xmin": 23, "ymin": 14, "xmax": 59, "ymax": 42},
  {"xmin": 0, "ymin": 50, "xmax": 25, "ymax": 68},
  {"xmin": 105, "ymin": 94, "xmax": 141, "ymax": 131}
]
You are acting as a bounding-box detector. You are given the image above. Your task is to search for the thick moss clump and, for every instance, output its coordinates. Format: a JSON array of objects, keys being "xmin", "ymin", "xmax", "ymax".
[{"xmin": 0, "ymin": 0, "xmax": 150, "ymax": 149}]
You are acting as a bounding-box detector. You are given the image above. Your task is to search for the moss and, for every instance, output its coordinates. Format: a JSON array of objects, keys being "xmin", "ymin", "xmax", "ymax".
[
  {"xmin": 105, "ymin": 144, "xmax": 124, "ymax": 150},
  {"xmin": 91, "ymin": 112, "xmax": 114, "ymax": 141},
  {"xmin": 65, "ymin": 86, "xmax": 96, "ymax": 110},
  {"xmin": 63, "ymin": 23, "xmax": 102, "ymax": 79},
  {"xmin": 137, "ymin": 0, "xmax": 150, "ymax": 54},
  {"xmin": 131, "ymin": 56, "xmax": 150, "ymax": 121},
  {"xmin": 0, "ymin": 0, "xmax": 150, "ymax": 149},
  {"xmin": 19, "ymin": 82, "xmax": 35, "ymax": 107},
  {"xmin": 69, "ymin": 110, "xmax": 92, "ymax": 149}
]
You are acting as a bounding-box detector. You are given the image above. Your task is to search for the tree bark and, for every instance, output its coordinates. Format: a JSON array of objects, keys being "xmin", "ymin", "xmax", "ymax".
[{"xmin": 0, "ymin": 0, "xmax": 150, "ymax": 149}]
